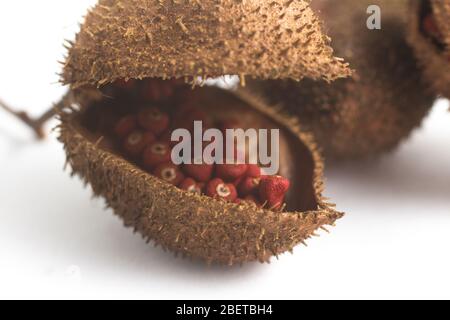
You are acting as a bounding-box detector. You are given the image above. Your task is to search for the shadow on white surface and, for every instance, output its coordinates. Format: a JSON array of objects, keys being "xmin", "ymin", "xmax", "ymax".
[
  {"xmin": 328, "ymin": 150, "xmax": 450, "ymax": 205},
  {"xmin": 326, "ymin": 99, "xmax": 450, "ymax": 213},
  {"xmin": 0, "ymin": 132, "xmax": 264, "ymax": 297},
  {"xmin": 4, "ymin": 0, "xmax": 450, "ymax": 299},
  {"xmin": 0, "ymin": 96, "xmax": 449, "ymax": 299}
]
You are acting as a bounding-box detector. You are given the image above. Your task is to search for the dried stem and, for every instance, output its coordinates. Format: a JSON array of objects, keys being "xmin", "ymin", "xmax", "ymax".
[{"xmin": 0, "ymin": 96, "xmax": 66, "ymax": 139}]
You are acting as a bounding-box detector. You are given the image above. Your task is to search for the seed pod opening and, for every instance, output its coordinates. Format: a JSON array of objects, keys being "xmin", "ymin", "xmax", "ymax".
[
  {"xmin": 59, "ymin": 84, "xmax": 343, "ymax": 264},
  {"xmin": 408, "ymin": 0, "xmax": 450, "ymax": 99},
  {"xmin": 57, "ymin": 0, "xmax": 349, "ymax": 264},
  {"xmin": 247, "ymin": 0, "xmax": 435, "ymax": 160}
]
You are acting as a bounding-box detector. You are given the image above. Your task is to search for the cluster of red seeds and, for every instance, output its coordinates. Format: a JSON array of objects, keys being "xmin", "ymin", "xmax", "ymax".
[{"xmin": 110, "ymin": 83, "xmax": 290, "ymax": 210}]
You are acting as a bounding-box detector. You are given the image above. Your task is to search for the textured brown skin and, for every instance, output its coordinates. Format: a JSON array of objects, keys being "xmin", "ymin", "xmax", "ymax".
[
  {"xmin": 408, "ymin": 0, "xmax": 450, "ymax": 99},
  {"xmin": 58, "ymin": 88, "xmax": 343, "ymax": 265},
  {"xmin": 62, "ymin": 0, "xmax": 352, "ymax": 88},
  {"xmin": 56, "ymin": 0, "xmax": 350, "ymax": 265},
  {"xmin": 248, "ymin": 0, "xmax": 435, "ymax": 160}
]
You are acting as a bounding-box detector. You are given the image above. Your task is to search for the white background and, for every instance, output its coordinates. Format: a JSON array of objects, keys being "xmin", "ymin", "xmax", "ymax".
[{"xmin": 0, "ymin": 1, "xmax": 449, "ymax": 300}]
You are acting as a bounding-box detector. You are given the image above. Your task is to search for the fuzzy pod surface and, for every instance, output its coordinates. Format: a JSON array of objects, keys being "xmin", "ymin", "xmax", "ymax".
[
  {"xmin": 57, "ymin": 0, "xmax": 349, "ymax": 264},
  {"xmin": 59, "ymin": 88, "xmax": 343, "ymax": 264},
  {"xmin": 62, "ymin": 0, "xmax": 352, "ymax": 88},
  {"xmin": 247, "ymin": 0, "xmax": 435, "ymax": 160},
  {"xmin": 408, "ymin": 0, "xmax": 450, "ymax": 99}
]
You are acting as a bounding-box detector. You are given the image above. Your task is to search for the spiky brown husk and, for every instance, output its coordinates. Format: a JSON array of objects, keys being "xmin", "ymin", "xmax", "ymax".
[
  {"xmin": 57, "ymin": 87, "xmax": 343, "ymax": 265},
  {"xmin": 62, "ymin": 0, "xmax": 352, "ymax": 88},
  {"xmin": 248, "ymin": 0, "xmax": 435, "ymax": 160},
  {"xmin": 408, "ymin": 0, "xmax": 450, "ymax": 99}
]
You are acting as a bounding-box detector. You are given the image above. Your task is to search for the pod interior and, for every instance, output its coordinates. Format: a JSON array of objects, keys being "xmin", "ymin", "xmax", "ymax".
[{"xmin": 71, "ymin": 79, "xmax": 319, "ymax": 212}]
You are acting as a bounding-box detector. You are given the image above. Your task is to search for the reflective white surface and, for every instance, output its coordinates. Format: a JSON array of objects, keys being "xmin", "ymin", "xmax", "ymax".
[{"xmin": 0, "ymin": 1, "xmax": 449, "ymax": 300}]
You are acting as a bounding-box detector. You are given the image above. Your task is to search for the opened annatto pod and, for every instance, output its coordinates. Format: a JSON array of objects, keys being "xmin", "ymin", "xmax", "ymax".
[
  {"xmin": 5, "ymin": 0, "xmax": 351, "ymax": 265},
  {"xmin": 246, "ymin": 0, "xmax": 435, "ymax": 160},
  {"xmin": 408, "ymin": 0, "xmax": 450, "ymax": 100}
]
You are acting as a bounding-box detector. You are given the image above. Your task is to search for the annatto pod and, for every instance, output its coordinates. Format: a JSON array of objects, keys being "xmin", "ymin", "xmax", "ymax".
[
  {"xmin": 408, "ymin": 0, "xmax": 450, "ymax": 99},
  {"xmin": 246, "ymin": 0, "xmax": 435, "ymax": 160},
  {"xmin": 55, "ymin": 0, "xmax": 352, "ymax": 265}
]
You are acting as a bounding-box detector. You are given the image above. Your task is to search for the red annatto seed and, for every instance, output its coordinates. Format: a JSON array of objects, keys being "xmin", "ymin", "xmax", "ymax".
[
  {"xmin": 172, "ymin": 119, "xmax": 193, "ymax": 132},
  {"xmin": 220, "ymin": 142, "xmax": 244, "ymax": 163},
  {"xmin": 232, "ymin": 175, "xmax": 245, "ymax": 188},
  {"xmin": 423, "ymin": 14, "xmax": 441, "ymax": 40},
  {"xmin": 238, "ymin": 177, "xmax": 261, "ymax": 197},
  {"xmin": 142, "ymin": 79, "xmax": 162, "ymax": 101},
  {"xmin": 160, "ymin": 81, "xmax": 174, "ymax": 99},
  {"xmin": 142, "ymin": 142, "xmax": 172, "ymax": 169},
  {"xmin": 176, "ymin": 102, "xmax": 196, "ymax": 115},
  {"xmin": 234, "ymin": 198, "xmax": 243, "ymax": 204},
  {"xmin": 123, "ymin": 131, "xmax": 156, "ymax": 157},
  {"xmin": 180, "ymin": 178, "xmax": 204, "ymax": 194},
  {"xmin": 159, "ymin": 130, "xmax": 179, "ymax": 147},
  {"xmin": 183, "ymin": 162, "xmax": 214, "ymax": 182},
  {"xmin": 259, "ymin": 175, "xmax": 290, "ymax": 210},
  {"xmin": 206, "ymin": 178, "xmax": 238, "ymax": 202},
  {"xmin": 216, "ymin": 163, "xmax": 248, "ymax": 182},
  {"xmin": 246, "ymin": 164, "xmax": 261, "ymax": 178},
  {"xmin": 172, "ymin": 108, "xmax": 208, "ymax": 132},
  {"xmin": 114, "ymin": 115, "xmax": 137, "ymax": 138},
  {"xmin": 137, "ymin": 108, "xmax": 170, "ymax": 135},
  {"xmin": 219, "ymin": 119, "xmax": 242, "ymax": 134},
  {"xmin": 153, "ymin": 163, "xmax": 184, "ymax": 186}
]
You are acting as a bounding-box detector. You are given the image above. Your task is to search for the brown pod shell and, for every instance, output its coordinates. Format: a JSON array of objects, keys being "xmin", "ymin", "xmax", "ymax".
[
  {"xmin": 56, "ymin": 0, "xmax": 351, "ymax": 264},
  {"xmin": 62, "ymin": 0, "xmax": 352, "ymax": 88},
  {"xmin": 58, "ymin": 88, "xmax": 343, "ymax": 265},
  {"xmin": 408, "ymin": 0, "xmax": 450, "ymax": 99},
  {"xmin": 247, "ymin": 0, "xmax": 435, "ymax": 160}
]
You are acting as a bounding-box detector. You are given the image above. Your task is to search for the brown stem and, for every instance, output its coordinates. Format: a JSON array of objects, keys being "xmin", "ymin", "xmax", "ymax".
[{"xmin": 0, "ymin": 96, "xmax": 66, "ymax": 139}]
